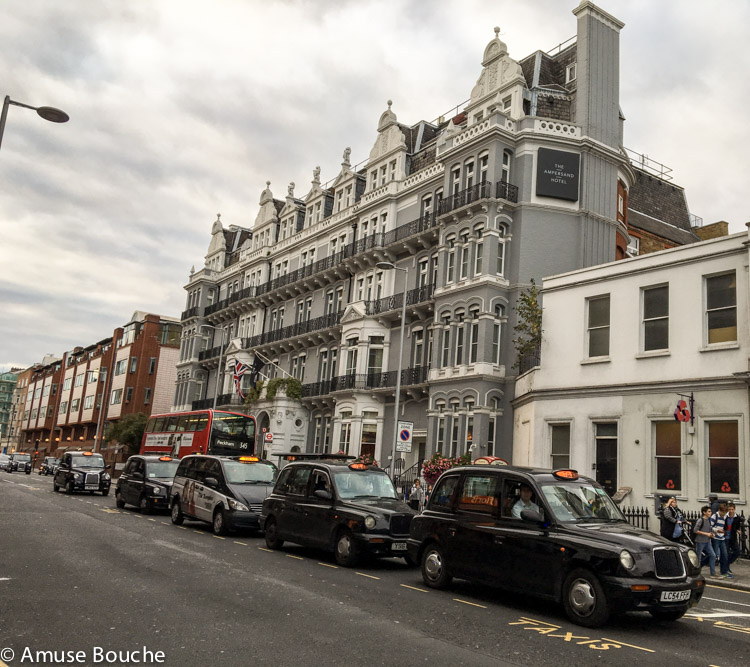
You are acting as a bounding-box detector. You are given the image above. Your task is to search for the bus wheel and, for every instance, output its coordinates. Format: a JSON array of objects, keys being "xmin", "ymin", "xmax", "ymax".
[
  {"xmin": 171, "ymin": 499, "xmax": 184, "ymax": 525},
  {"xmin": 213, "ymin": 508, "xmax": 228, "ymax": 536}
]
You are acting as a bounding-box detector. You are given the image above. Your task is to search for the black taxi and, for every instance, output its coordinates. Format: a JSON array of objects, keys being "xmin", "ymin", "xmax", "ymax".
[
  {"xmin": 261, "ymin": 460, "xmax": 416, "ymax": 567},
  {"xmin": 8, "ymin": 452, "xmax": 32, "ymax": 474},
  {"xmin": 53, "ymin": 451, "xmax": 111, "ymax": 496},
  {"xmin": 407, "ymin": 466, "xmax": 704, "ymax": 627},
  {"xmin": 115, "ymin": 455, "xmax": 180, "ymax": 514},
  {"xmin": 39, "ymin": 457, "xmax": 59, "ymax": 476}
]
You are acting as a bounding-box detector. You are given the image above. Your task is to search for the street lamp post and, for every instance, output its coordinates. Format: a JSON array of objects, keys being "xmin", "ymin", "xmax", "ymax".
[
  {"xmin": 0, "ymin": 95, "xmax": 69, "ymax": 151},
  {"xmin": 376, "ymin": 261, "xmax": 408, "ymax": 482},
  {"xmin": 201, "ymin": 325, "xmax": 228, "ymax": 410}
]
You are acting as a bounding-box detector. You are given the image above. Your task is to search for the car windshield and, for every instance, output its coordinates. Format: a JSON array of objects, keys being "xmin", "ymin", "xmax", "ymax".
[
  {"xmin": 14, "ymin": 454, "xmax": 31, "ymax": 461},
  {"xmin": 71, "ymin": 455, "xmax": 105, "ymax": 469},
  {"xmin": 146, "ymin": 461, "xmax": 179, "ymax": 479},
  {"xmin": 333, "ymin": 470, "xmax": 398, "ymax": 500},
  {"xmin": 541, "ymin": 483, "xmax": 626, "ymax": 523},
  {"xmin": 223, "ymin": 461, "xmax": 278, "ymax": 485}
]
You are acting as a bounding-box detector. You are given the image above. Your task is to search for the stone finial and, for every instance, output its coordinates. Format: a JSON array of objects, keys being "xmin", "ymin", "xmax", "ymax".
[
  {"xmin": 287, "ymin": 182, "xmax": 295, "ymax": 198},
  {"xmin": 312, "ymin": 165, "xmax": 321, "ymax": 185},
  {"xmin": 342, "ymin": 147, "xmax": 351, "ymax": 167},
  {"xmin": 494, "ymin": 26, "xmax": 500, "ymax": 37},
  {"xmin": 190, "ymin": 265, "xmax": 195, "ymax": 275}
]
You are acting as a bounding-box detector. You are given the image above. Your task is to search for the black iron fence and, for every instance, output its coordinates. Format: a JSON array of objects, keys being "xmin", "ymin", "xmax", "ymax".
[
  {"xmin": 622, "ymin": 506, "xmax": 749, "ymax": 559},
  {"xmin": 301, "ymin": 366, "xmax": 429, "ymax": 398}
]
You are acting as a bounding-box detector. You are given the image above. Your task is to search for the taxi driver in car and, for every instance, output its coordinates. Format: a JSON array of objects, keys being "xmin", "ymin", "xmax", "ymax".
[{"xmin": 512, "ymin": 483, "xmax": 540, "ymax": 518}]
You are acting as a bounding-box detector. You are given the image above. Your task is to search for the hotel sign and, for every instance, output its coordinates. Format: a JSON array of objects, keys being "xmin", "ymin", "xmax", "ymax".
[{"xmin": 536, "ymin": 148, "xmax": 580, "ymax": 201}]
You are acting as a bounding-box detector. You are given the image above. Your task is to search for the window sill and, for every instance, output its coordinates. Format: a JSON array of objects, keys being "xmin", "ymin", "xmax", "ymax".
[
  {"xmin": 699, "ymin": 342, "xmax": 740, "ymax": 353},
  {"xmin": 635, "ymin": 350, "xmax": 670, "ymax": 359},
  {"xmin": 581, "ymin": 357, "xmax": 610, "ymax": 365}
]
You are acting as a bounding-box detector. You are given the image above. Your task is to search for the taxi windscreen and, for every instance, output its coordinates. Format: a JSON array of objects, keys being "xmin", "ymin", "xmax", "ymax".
[
  {"xmin": 71, "ymin": 454, "xmax": 105, "ymax": 468},
  {"xmin": 541, "ymin": 483, "xmax": 625, "ymax": 523},
  {"xmin": 13, "ymin": 454, "xmax": 31, "ymax": 461},
  {"xmin": 224, "ymin": 460, "xmax": 277, "ymax": 485},
  {"xmin": 147, "ymin": 461, "xmax": 179, "ymax": 478},
  {"xmin": 333, "ymin": 470, "xmax": 397, "ymax": 500}
]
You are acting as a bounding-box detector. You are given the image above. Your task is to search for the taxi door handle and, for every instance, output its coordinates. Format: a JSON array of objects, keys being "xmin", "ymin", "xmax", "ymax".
[
  {"xmin": 448, "ymin": 528, "xmax": 457, "ymax": 537},
  {"xmin": 494, "ymin": 536, "xmax": 504, "ymax": 545}
]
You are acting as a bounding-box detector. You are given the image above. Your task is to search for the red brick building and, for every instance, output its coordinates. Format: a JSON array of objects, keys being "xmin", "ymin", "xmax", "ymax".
[{"xmin": 19, "ymin": 311, "xmax": 180, "ymax": 468}]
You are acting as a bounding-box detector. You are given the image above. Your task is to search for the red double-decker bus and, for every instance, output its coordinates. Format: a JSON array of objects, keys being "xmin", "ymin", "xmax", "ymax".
[{"xmin": 140, "ymin": 410, "xmax": 257, "ymax": 459}]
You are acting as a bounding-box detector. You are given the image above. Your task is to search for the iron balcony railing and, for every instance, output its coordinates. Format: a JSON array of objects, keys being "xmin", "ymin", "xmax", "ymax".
[
  {"xmin": 181, "ymin": 305, "xmax": 201, "ymax": 320},
  {"xmin": 244, "ymin": 311, "xmax": 343, "ymax": 350},
  {"xmin": 365, "ymin": 284, "xmax": 435, "ymax": 316},
  {"xmin": 201, "ymin": 178, "xmax": 517, "ymax": 320},
  {"xmin": 198, "ymin": 344, "xmax": 228, "ymax": 362},
  {"xmin": 301, "ymin": 366, "xmax": 429, "ymax": 398}
]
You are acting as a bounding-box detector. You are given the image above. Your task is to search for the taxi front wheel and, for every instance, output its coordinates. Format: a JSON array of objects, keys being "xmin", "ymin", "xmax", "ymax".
[
  {"xmin": 264, "ymin": 518, "xmax": 284, "ymax": 550},
  {"xmin": 334, "ymin": 529, "xmax": 360, "ymax": 567},
  {"xmin": 421, "ymin": 543, "xmax": 452, "ymax": 589},
  {"xmin": 562, "ymin": 568, "xmax": 610, "ymax": 628}
]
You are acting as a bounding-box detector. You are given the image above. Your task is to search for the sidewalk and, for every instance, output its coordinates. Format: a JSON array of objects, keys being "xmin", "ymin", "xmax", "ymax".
[{"xmin": 701, "ymin": 555, "xmax": 750, "ymax": 592}]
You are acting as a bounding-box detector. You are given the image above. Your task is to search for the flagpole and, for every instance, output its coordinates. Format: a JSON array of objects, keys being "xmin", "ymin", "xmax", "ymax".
[{"xmin": 252, "ymin": 350, "xmax": 294, "ymax": 379}]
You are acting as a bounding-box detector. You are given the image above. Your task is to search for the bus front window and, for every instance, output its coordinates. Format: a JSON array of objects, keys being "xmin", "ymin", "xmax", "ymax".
[{"xmin": 212, "ymin": 413, "xmax": 255, "ymax": 438}]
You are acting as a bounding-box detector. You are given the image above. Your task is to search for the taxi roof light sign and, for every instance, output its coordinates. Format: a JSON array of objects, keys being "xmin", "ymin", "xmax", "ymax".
[
  {"xmin": 239, "ymin": 456, "xmax": 260, "ymax": 463},
  {"xmin": 158, "ymin": 456, "xmax": 173, "ymax": 461},
  {"xmin": 349, "ymin": 463, "xmax": 369, "ymax": 470},
  {"xmin": 553, "ymin": 469, "xmax": 579, "ymax": 480}
]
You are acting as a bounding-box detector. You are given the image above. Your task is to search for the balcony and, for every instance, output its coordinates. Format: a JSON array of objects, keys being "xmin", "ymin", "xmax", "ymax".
[
  {"xmin": 244, "ymin": 311, "xmax": 343, "ymax": 349},
  {"xmin": 204, "ymin": 285, "xmax": 257, "ymax": 317},
  {"xmin": 438, "ymin": 179, "xmax": 518, "ymax": 217},
  {"xmin": 198, "ymin": 344, "xmax": 227, "ymax": 362},
  {"xmin": 181, "ymin": 305, "xmax": 201, "ymax": 321},
  {"xmin": 301, "ymin": 366, "xmax": 429, "ymax": 398},
  {"xmin": 365, "ymin": 284, "xmax": 435, "ymax": 316}
]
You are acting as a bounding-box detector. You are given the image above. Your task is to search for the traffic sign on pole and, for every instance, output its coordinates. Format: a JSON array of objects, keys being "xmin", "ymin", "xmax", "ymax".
[{"xmin": 395, "ymin": 421, "xmax": 413, "ymax": 452}]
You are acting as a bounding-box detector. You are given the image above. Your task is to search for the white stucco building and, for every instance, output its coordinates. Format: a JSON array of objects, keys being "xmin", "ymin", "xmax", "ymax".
[{"xmin": 513, "ymin": 226, "xmax": 749, "ymax": 511}]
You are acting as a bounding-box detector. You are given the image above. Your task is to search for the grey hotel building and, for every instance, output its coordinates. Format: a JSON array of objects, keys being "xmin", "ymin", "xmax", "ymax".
[{"xmin": 173, "ymin": 2, "xmax": 700, "ymax": 481}]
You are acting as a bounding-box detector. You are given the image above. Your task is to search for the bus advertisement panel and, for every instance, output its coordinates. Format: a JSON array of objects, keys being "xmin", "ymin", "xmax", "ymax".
[{"xmin": 140, "ymin": 410, "xmax": 256, "ymax": 458}]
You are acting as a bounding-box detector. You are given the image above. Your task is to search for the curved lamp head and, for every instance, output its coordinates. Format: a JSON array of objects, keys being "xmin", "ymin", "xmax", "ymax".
[
  {"xmin": 37, "ymin": 106, "xmax": 69, "ymax": 123},
  {"xmin": 376, "ymin": 261, "xmax": 396, "ymax": 270}
]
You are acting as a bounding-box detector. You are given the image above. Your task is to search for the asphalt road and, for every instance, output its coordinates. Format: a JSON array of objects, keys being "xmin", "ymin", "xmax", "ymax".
[{"xmin": 1, "ymin": 473, "xmax": 749, "ymax": 667}]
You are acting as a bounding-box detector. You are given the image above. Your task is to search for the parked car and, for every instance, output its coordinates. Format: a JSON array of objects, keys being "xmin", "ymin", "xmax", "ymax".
[
  {"xmin": 8, "ymin": 452, "xmax": 32, "ymax": 474},
  {"xmin": 261, "ymin": 460, "xmax": 417, "ymax": 567},
  {"xmin": 0, "ymin": 453, "xmax": 10, "ymax": 472},
  {"xmin": 53, "ymin": 451, "xmax": 111, "ymax": 495},
  {"xmin": 407, "ymin": 465, "xmax": 704, "ymax": 628},
  {"xmin": 116, "ymin": 455, "xmax": 179, "ymax": 514},
  {"xmin": 38, "ymin": 457, "xmax": 59, "ymax": 476},
  {"xmin": 170, "ymin": 455, "xmax": 278, "ymax": 535}
]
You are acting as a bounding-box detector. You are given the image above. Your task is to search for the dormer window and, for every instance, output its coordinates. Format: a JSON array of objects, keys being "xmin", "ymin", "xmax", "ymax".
[
  {"xmin": 502, "ymin": 95, "xmax": 512, "ymax": 112},
  {"xmin": 566, "ymin": 63, "xmax": 577, "ymax": 83}
]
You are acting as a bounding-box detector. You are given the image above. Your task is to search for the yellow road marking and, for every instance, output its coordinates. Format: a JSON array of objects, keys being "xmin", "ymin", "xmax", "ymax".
[
  {"xmin": 178, "ymin": 526, "xmax": 187, "ymax": 530},
  {"xmin": 601, "ymin": 637, "xmax": 654, "ymax": 653},
  {"xmin": 133, "ymin": 515, "xmax": 142, "ymax": 519},
  {"xmin": 100, "ymin": 508, "xmax": 120, "ymax": 514},
  {"xmin": 234, "ymin": 541, "xmax": 247, "ymax": 546},
  {"xmin": 161, "ymin": 522, "xmax": 169, "ymax": 525},
  {"xmin": 318, "ymin": 562, "xmax": 338, "ymax": 568},
  {"xmin": 356, "ymin": 572, "xmax": 380, "ymax": 580},
  {"xmin": 193, "ymin": 530, "xmax": 203, "ymax": 534},
  {"xmin": 454, "ymin": 599, "xmax": 486, "ymax": 608},
  {"xmin": 258, "ymin": 547, "xmax": 273, "ymax": 552},
  {"xmin": 287, "ymin": 554, "xmax": 304, "ymax": 560},
  {"xmin": 213, "ymin": 535, "xmax": 225, "ymax": 540},
  {"xmin": 707, "ymin": 583, "xmax": 750, "ymax": 595},
  {"xmin": 147, "ymin": 518, "xmax": 156, "ymax": 522},
  {"xmin": 400, "ymin": 584, "xmax": 428, "ymax": 593}
]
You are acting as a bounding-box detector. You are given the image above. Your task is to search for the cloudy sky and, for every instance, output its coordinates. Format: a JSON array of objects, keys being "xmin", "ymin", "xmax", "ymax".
[{"xmin": 1, "ymin": 0, "xmax": 748, "ymax": 371}]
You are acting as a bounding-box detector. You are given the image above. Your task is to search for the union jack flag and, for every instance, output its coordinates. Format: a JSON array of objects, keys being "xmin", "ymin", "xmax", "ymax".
[{"xmin": 233, "ymin": 359, "xmax": 248, "ymax": 399}]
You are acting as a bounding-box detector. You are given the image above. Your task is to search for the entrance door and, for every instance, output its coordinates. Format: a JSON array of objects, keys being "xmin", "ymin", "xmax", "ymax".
[{"xmin": 594, "ymin": 423, "xmax": 618, "ymax": 496}]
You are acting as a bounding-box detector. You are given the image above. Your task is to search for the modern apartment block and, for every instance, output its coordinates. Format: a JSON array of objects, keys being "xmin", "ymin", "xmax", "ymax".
[
  {"xmin": 0, "ymin": 369, "xmax": 21, "ymax": 452},
  {"xmin": 174, "ymin": 2, "xmax": 702, "ymax": 477},
  {"xmin": 19, "ymin": 312, "xmax": 180, "ymax": 465}
]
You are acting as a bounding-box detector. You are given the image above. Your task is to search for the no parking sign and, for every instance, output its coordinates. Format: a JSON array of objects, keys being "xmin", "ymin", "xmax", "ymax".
[{"xmin": 396, "ymin": 421, "xmax": 413, "ymax": 452}]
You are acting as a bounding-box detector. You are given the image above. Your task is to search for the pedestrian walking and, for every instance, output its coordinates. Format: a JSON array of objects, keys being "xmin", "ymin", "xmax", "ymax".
[
  {"xmin": 710, "ymin": 503, "xmax": 732, "ymax": 578},
  {"xmin": 693, "ymin": 505, "xmax": 717, "ymax": 577},
  {"xmin": 409, "ymin": 479, "xmax": 426, "ymax": 512},
  {"xmin": 660, "ymin": 497, "xmax": 684, "ymax": 542},
  {"xmin": 725, "ymin": 503, "xmax": 743, "ymax": 574}
]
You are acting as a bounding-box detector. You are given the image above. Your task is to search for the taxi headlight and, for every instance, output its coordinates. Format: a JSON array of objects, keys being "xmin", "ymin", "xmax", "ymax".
[
  {"xmin": 103, "ymin": 473, "xmax": 111, "ymax": 481},
  {"xmin": 364, "ymin": 515, "xmax": 376, "ymax": 530},
  {"xmin": 228, "ymin": 498, "xmax": 249, "ymax": 512},
  {"xmin": 74, "ymin": 473, "xmax": 83, "ymax": 481},
  {"xmin": 687, "ymin": 549, "xmax": 699, "ymax": 568},
  {"xmin": 148, "ymin": 485, "xmax": 163, "ymax": 495},
  {"xmin": 619, "ymin": 549, "xmax": 635, "ymax": 570}
]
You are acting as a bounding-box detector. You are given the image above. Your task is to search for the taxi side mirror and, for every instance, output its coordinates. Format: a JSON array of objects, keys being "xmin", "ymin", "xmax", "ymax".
[
  {"xmin": 314, "ymin": 489, "xmax": 332, "ymax": 501},
  {"xmin": 105, "ymin": 464, "xmax": 111, "ymax": 470},
  {"xmin": 520, "ymin": 509, "xmax": 545, "ymax": 524},
  {"xmin": 204, "ymin": 476, "xmax": 219, "ymax": 489}
]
